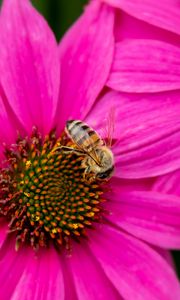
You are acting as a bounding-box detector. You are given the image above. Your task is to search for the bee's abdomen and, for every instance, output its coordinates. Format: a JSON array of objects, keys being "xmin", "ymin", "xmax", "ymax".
[{"xmin": 66, "ymin": 120, "xmax": 102, "ymax": 151}]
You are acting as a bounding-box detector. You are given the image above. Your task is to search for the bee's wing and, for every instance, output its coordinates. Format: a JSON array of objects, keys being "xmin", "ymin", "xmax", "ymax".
[
  {"xmin": 77, "ymin": 133, "xmax": 103, "ymax": 167},
  {"xmin": 65, "ymin": 120, "xmax": 103, "ymax": 166},
  {"xmin": 82, "ymin": 135, "xmax": 102, "ymax": 167},
  {"xmin": 98, "ymin": 107, "xmax": 115, "ymax": 148},
  {"xmin": 87, "ymin": 149, "xmax": 102, "ymax": 166},
  {"xmin": 106, "ymin": 107, "xmax": 115, "ymax": 147}
]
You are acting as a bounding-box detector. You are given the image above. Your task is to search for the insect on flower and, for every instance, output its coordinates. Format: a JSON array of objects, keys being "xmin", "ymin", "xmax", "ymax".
[
  {"xmin": 54, "ymin": 117, "xmax": 115, "ymax": 182},
  {"xmin": 1, "ymin": 0, "xmax": 180, "ymax": 299}
]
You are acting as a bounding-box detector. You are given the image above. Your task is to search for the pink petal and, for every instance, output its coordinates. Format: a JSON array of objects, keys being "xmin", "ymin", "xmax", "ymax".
[
  {"xmin": 60, "ymin": 251, "xmax": 78, "ymax": 300},
  {"xmin": 0, "ymin": 240, "xmax": 29, "ymax": 299},
  {"xmin": 89, "ymin": 224, "xmax": 180, "ymax": 300},
  {"xmin": 154, "ymin": 170, "xmax": 180, "ymax": 196},
  {"xmin": 0, "ymin": 85, "xmax": 27, "ymax": 153},
  {"xmin": 65, "ymin": 242, "xmax": 120, "ymax": 300},
  {"xmin": 101, "ymin": 0, "xmax": 180, "ymax": 36},
  {"xmin": 155, "ymin": 248, "xmax": 175, "ymax": 268},
  {"xmin": 0, "ymin": 219, "xmax": 8, "ymax": 249},
  {"xmin": 114, "ymin": 10, "xmax": 180, "ymax": 48},
  {"xmin": 108, "ymin": 176, "xmax": 155, "ymax": 193},
  {"xmin": 105, "ymin": 189, "xmax": 180, "ymax": 248},
  {"xmin": 9, "ymin": 247, "xmax": 64, "ymax": 300},
  {"xmin": 107, "ymin": 40, "xmax": 180, "ymax": 93},
  {"xmin": 0, "ymin": 96, "xmax": 17, "ymax": 145},
  {"xmin": 86, "ymin": 90, "xmax": 180, "ymax": 178},
  {"xmin": 115, "ymin": 130, "xmax": 180, "ymax": 178},
  {"xmin": 0, "ymin": 0, "xmax": 60, "ymax": 134},
  {"xmin": 55, "ymin": 1, "xmax": 114, "ymax": 132}
]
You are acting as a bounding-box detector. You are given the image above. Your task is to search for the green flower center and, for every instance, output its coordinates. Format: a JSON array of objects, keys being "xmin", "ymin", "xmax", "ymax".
[{"xmin": 0, "ymin": 128, "xmax": 105, "ymax": 250}]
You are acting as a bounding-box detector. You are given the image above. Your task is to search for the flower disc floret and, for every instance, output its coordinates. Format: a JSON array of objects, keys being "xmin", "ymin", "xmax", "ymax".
[{"xmin": 0, "ymin": 128, "xmax": 104, "ymax": 250}]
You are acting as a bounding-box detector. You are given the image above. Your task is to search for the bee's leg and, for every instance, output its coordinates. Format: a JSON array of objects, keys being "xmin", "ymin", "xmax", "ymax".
[
  {"xmin": 82, "ymin": 158, "xmax": 94, "ymax": 182},
  {"xmin": 82, "ymin": 166, "xmax": 96, "ymax": 183},
  {"xmin": 83, "ymin": 166, "xmax": 90, "ymax": 180},
  {"xmin": 81, "ymin": 158, "xmax": 87, "ymax": 169}
]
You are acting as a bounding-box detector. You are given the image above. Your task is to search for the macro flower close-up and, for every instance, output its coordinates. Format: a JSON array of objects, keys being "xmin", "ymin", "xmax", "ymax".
[{"xmin": 0, "ymin": 0, "xmax": 180, "ymax": 299}]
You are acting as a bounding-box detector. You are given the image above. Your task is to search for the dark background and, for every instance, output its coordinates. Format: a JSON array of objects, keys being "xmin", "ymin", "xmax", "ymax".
[
  {"xmin": 0, "ymin": 0, "xmax": 179, "ymax": 276},
  {"xmin": 32, "ymin": 0, "xmax": 87, "ymax": 41}
]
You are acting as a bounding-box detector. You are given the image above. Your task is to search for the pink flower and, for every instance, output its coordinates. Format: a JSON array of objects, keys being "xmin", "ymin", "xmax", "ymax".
[{"xmin": 0, "ymin": 0, "xmax": 180, "ymax": 299}]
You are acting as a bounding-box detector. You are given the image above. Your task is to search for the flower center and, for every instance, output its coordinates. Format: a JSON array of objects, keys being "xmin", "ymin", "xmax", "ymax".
[{"xmin": 0, "ymin": 128, "xmax": 105, "ymax": 250}]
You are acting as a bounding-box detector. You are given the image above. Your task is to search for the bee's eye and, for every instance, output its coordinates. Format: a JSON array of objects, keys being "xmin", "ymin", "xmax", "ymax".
[
  {"xmin": 97, "ymin": 166, "xmax": 114, "ymax": 180},
  {"xmin": 97, "ymin": 173, "xmax": 107, "ymax": 179}
]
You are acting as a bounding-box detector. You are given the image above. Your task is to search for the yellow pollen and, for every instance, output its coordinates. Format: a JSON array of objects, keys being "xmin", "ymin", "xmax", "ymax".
[
  {"xmin": 25, "ymin": 160, "xmax": 31, "ymax": 168},
  {"xmin": 87, "ymin": 212, "xmax": 95, "ymax": 217},
  {"xmin": 72, "ymin": 223, "xmax": 79, "ymax": 229},
  {"xmin": 48, "ymin": 142, "xmax": 61, "ymax": 158},
  {"xmin": 24, "ymin": 192, "xmax": 30, "ymax": 197}
]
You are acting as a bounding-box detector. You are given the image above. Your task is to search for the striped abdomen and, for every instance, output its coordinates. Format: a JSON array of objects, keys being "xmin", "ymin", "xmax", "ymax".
[{"xmin": 65, "ymin": 120, "xmax": 103, "ymax": 152}]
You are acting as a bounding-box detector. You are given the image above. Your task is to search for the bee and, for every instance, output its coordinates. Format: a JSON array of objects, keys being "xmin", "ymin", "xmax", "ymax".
[{"xmin": 58, "ymin": 119, "xmax": 114, "ymax": 181}]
